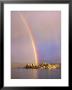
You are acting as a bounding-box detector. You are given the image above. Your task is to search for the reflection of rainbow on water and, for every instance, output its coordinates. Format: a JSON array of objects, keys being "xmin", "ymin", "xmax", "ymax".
[
  {"xmin": 19, "ymin": 14, "xmax": 38, "ymax": 65},
  {"xmin": 32, "ymin": 69, "xmax": 38, "ymax": 79}
]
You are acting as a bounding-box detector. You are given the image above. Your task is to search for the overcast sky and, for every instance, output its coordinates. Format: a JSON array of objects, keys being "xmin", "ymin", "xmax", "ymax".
[{"xmin": 11, "ymin": 11, "xmax": 61, "ymax": 64}]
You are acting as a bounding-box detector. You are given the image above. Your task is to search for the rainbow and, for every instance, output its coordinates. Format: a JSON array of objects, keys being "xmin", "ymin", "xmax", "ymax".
[{"xmin": 19, "ymin": 14, "xmax": 38, "ymax": 65}]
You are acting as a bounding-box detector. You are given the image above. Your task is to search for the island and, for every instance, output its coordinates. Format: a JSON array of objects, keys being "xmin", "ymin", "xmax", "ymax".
[{"xmin": 24, "ymin": 62, "xmax": 60, "ymax": 70}]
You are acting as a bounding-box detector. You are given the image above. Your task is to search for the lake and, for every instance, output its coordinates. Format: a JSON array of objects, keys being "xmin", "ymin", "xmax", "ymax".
[{"xmin": 11, "ymin": 68, "xmax": 61, "ymax": 79}]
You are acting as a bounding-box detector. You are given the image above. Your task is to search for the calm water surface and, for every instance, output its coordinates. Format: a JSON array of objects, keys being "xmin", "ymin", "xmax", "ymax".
[{"xmin": 11, "ymin": 68, "xmax": 61, "ymax": 79}]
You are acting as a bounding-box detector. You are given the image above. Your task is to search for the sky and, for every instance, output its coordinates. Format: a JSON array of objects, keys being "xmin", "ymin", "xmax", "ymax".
[{"xmin": 11, "ymin": 11, "xmax": 61, "ymax": 65}]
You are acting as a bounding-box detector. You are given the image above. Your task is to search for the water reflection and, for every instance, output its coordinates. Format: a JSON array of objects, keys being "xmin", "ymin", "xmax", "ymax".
[
  {"xmin": 32, "ymin": 69, "xmax": 38, "ymax": 79},
  {"xmin": 11, "ymin": 68, "xmax": 61, "ymax": 79}
]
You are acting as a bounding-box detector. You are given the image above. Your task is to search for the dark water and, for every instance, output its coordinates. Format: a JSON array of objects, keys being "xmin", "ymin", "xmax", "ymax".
[{"xmin": 11, "ymin": 68, "xmax": 61, "ymax": 79}]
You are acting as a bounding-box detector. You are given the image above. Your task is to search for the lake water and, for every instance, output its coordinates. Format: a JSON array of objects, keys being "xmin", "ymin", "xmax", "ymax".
[{"xmin": 11, "ymin": 68, "xmax": 61, "ymax": 79}]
